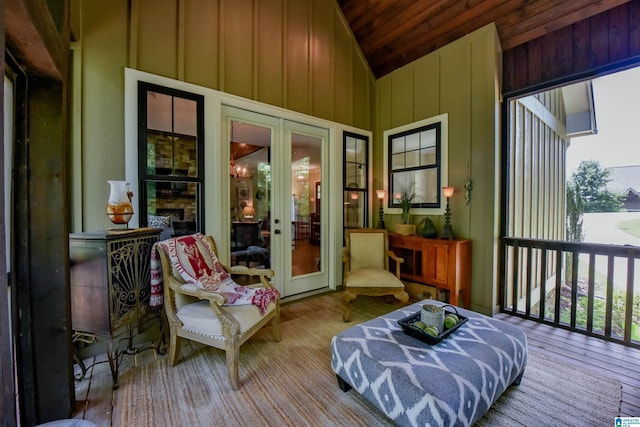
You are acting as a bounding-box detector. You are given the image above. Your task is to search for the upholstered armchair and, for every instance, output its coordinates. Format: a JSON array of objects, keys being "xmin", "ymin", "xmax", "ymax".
[
  {"xmin": 342, "ymin": 228, "xmax": 409, "ymax": 322},
  {"xmin": 154, "ymin": 233, "xmax": 280, "ymax": 390}
]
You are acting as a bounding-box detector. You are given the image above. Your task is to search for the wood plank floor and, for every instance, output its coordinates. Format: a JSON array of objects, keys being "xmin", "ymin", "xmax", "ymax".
[
  {"xmin": 71, "ymin": 293, "xmax": 640, "ymax": 425},
  {"xmin": 494, "ymin": 312, "xmax": 640, "ymax": 417}
]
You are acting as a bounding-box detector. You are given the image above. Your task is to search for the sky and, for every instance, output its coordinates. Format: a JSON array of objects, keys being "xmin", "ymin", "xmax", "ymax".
[{"xmin": 566, "ymin": 66, "xmax": 640, "ymax": 176}]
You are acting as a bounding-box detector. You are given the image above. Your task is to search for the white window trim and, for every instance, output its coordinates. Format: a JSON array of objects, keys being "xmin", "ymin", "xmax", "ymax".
[{"xmin": 383, "ymin": 113, "xmax": 449, "ymax": 216}]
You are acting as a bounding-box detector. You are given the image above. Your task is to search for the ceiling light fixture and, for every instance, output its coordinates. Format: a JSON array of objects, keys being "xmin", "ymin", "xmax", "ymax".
[{"xmin": 230, "ymin": 157, "xmax": 252, "ymax": 179}]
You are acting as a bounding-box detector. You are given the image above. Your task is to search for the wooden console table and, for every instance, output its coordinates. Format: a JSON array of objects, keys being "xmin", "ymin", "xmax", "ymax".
[
  {"xmin": 69, "ymin": 228, "xmax": 163, "ymax": 387},
  {"xmin": 388, "ymin": 233, "xmax": 472, "ymax": 308}
]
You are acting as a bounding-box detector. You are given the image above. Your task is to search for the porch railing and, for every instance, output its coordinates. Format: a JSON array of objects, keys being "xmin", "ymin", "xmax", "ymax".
[{"xmin": 501, "ymin": 237, "xmax": 640, "ymax": 348}]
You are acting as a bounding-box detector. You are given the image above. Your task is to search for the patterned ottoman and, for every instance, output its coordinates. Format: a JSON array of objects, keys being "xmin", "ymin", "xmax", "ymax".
[{"xmin": 331, "ymin": 300, "xmax": 527, "ymax": 426}]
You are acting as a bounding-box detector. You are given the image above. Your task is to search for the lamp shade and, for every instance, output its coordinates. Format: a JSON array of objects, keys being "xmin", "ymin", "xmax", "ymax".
[
  {"xmin": 443, "ymin": 186, "xmax": 455, "ymax": 198},
  {"xmin": 376, "ymin": 189, "xmax": 386, "ymax": 200},
  {"xmin": 242, "ymin": 206, "xmax": 255, "ymax": 217}
]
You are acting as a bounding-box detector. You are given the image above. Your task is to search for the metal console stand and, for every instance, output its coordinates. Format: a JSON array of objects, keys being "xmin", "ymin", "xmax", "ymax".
[{"xmin": 70, "ymin": 228, "xmax": 165, "ymax": 388}]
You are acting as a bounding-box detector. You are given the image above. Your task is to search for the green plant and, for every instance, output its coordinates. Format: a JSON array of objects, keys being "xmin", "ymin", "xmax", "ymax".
[
  {"xmin": 570, "ymin": 160, "xmax": 625, "ymax": 213},
  {"xmin": 566, "ymin": 181, "xmax": 584, "ymax": 242},
  {"xmin": 535, "ymin": 287, "xmax": 640, "ymax": 340},
  {"xmin": 398, "ymin": 183, "xmax": 416, "ymax": 224}
]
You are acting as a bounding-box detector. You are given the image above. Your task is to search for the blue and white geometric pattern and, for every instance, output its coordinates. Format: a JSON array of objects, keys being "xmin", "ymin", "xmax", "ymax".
[{"xmin": 331, "ymin": 300, "xmax": 528, "ymax": 427}]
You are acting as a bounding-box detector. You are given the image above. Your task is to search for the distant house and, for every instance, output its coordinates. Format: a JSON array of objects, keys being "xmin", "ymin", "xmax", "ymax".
[{"xmin": 607, "ymin": 165, "xmax": 640, "ymax": 211}]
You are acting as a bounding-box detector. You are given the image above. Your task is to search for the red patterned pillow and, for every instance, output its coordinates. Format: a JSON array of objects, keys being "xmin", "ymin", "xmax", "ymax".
[{"xmin": 165, "ymin": 233, "xmax": 229, "ymax": 286}]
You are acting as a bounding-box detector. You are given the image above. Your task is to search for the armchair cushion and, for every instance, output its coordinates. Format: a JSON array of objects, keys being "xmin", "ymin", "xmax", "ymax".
[
  {"xmin": 177, "ymin": 299, "xmax": 278, "ymax": 337},
  {"xmin": 349, "ymin": 233, "xmax": 385, "ymax": 270},
  {"xmin": 345, "ymin": 268, "xmax": 404, "ymax": 288}
]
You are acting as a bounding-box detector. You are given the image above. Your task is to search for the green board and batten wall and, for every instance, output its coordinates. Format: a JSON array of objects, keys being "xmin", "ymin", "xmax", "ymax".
[
  {"xmin": 73, "ymin": 0, "xmax": 501, "ymax": 314},
  {"xmin": 375, "ymin": 25, "xmax": 502, "ymax": 314},
  {"xmin": 73, "ymin": 0, "xmax": 374, "ymax": 229}
]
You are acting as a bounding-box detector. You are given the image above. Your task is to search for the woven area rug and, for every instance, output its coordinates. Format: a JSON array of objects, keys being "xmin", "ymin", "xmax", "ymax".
[{"xmin": 116, "ymin": 295, "xmax": 622, "ymax": 426}]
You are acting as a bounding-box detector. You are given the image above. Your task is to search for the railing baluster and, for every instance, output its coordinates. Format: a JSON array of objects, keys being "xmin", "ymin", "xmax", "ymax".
[
  {"xmin": 605, "ymin": 255, "xmax": 614, "ymax": 338},
  {"xmin": 510, "ymin": 241, "xmax": 520, "ymax": 314},
  {"xmin": 500, "ymin": 237, "xmax": 640, "ymax": 349},
  {"xmin": 586, "ymin": 253, "xmax": 595, "ymax": 334},
  {"xmin": 554, "ymin": 249, "xmax": 562, "ymax": 325},
  {"xmin": 570, "ymin": 251, "xmax": 579, "ymax": 329},
  {"xmin": 539, "ymin": 248, "xmax": 547, "ymax": 321},
  {"xmin": 525, "ymin": 243, "xmax": 532, "ymax": 317},
  {"xmin": 625, "ymin": 250, "xmax": 635, "ymax": 344}
]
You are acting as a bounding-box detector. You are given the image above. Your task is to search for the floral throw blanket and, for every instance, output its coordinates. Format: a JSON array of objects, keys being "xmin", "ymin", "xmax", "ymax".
[{"xmin": 154, "ymin": 233, "xmax": 279, "ymax": 314}]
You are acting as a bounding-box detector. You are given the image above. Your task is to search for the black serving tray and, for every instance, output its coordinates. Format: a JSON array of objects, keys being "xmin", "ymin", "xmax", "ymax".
[{"xmin": 398, "ymin": 306, "xmax": 468, "ymax": 345}]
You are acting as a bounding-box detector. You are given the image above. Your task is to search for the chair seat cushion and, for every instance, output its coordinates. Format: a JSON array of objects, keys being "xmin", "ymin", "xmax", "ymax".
[
  {"xmin": 177, "ymin": 300, "xmax": 277, "ymax": 337},
  {"xmin": 345, "ymin": 268, "xmax": 404, "ymax": 288}
]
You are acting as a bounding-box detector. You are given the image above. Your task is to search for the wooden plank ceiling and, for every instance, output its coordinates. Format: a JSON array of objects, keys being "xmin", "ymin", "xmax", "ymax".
[{"xmin": 338, "ymin": 0, "xmax": 631, "ymax": 78}]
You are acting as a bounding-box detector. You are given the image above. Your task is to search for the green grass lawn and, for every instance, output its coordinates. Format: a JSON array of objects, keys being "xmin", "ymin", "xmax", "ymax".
[{"xmin": 617, "ymin": 218, "xmax": 640, "ymax": 238}]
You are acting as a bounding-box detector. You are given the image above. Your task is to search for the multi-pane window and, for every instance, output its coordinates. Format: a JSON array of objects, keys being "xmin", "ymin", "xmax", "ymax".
[
  {"xmin": 388, "ymin": 122, "xmax": 441, "ymax": 208},
  {"xmin": 343, "ymin": 132, "xmax": 368, "ymax": 230},
  {"xmin": 138, "ymin": 82, "xmax": 204, "ymax": 236}
]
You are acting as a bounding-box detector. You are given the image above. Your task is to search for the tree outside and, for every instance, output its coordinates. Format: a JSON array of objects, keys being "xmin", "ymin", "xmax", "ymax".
[
  {"xmin": 555, "ymin": 159, "xmax": 640, "ymax": 341},
  {"xmin": 565, "ymin": 180, "xmax": 584, "ymax": 242},
  {"xmin": 569, "ymin": 160, "xmax": 625, "ymax": 213}
]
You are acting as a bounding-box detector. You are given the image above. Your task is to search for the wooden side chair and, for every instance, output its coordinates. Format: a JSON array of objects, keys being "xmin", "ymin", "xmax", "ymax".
[
  {"xmin": 154, "ymin": 233, "xmax": 280, "ymax": 390},
  {"xmin": 342, "ymin": 228, "xmax": 409, "ymax": 322}
]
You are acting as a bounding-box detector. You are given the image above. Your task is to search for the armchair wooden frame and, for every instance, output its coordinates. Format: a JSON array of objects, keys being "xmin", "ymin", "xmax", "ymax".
[
  {"xmin": 154, "ymin": 235, "xmax": 280, "ymax": 390},
  {"xmin": 342, "ymin": 228, "xmax": 409, "ymax": 322}
]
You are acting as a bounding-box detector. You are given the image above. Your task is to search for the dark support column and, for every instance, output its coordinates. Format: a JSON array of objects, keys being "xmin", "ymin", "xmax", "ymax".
[
  {"xmin": 0, "ymin": 2, "xmax": 18, "ymax": 426},
  {"xmin": 14, "ymin": 77, "xmax": 73, "ymax": 425},
  {"xmin": 4, "ymin": 0, "xmax": 73, "ymax": 423}
]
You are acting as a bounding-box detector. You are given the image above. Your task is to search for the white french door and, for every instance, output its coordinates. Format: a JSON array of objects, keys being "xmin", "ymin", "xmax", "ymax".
[
  {"xmin": 222, "ymin": 106, "xmax": 329, "ymax": 297},
  {"xmin": 281, "ymin": 120, "xmax": 328, "ymax": 296}
]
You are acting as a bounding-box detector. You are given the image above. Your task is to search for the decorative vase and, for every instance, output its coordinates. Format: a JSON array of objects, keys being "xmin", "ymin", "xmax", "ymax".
[
  {"xmin": 420, "ymin": 218, "xmax": 438, "ymax": 238},
  {"xmin": 394, "ymin": 223, "xmax": 416, "ymax": 236},
  {"xmin": 106, "ymin": 180, "xmax": 134, "ymax": 226}
]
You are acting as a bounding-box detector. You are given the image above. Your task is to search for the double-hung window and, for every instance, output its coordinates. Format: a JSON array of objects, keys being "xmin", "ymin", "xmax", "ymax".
[{"xmin": 384, "ymin": 114, "xmax": 448, "ymax": 214}]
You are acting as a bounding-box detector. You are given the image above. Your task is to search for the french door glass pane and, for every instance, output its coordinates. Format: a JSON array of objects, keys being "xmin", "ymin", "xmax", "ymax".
[{"xmin": 291, "ymin": 132, "xmax": 322, "ymax": 277}]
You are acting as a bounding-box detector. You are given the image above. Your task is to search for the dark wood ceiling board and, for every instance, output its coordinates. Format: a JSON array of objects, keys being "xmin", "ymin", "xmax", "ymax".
[
  {"xmin": 338, "ymin": 0, "xmax": 633, "ymax": 78},
  {"xmin": 503, "ymin": 1, "xmax": 640, "ymax": 94},
  {"xmin": 378, "ymin": 0, "xmax": 489, "ymax": 52},
  {"xmin": 607, "ymin": 3, "xmax": 631, "ymax": 62},
  {"xmin": 498, "ymin": 0, "xmax": 631, "ymax": 50},
  {"xmin": 571, "ymin": 18, "xmax": 592, "ymax": 72},
  {"xmin": 341, "ymin": 0, "xmax": 416, "ymax": 37},
  {"xmin": 497, "ymin": 0, "xmax": 573, "ymax": 29},
  {"xmin": 353, "ymin": 0, "xmax": 459, "ymax": 54},
  {"xmin": 590, "ymin": 9, "xmax": 612, "ymax": 66},
  {"xmin": 542, "ymin": 25, "xmax": 574, "ymax": 81},
  {"xmin": 527, "ymin": 37, "xmax": 544, "ymax": 85},
  {"xmin": 629, "ymin": 0, "xmax": 640, "ymax": 54},
  {"xmin": 365, "ymin": 0, "xmax": 530, "ymax": 76}
]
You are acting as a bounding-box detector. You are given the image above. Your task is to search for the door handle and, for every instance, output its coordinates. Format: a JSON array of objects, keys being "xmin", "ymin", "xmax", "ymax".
[
  {"xmin": 274, "ymin": 219, "xmax": 280, "ymax": 224},
  {"xmin": 274, "ymin": 229, "xmax": 281, "ymax": 234}
]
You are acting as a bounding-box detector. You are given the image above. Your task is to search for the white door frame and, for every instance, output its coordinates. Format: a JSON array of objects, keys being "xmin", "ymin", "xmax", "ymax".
[{"xmin": 124, "ymin": 68, "xmax": 373, "ymax": 297}]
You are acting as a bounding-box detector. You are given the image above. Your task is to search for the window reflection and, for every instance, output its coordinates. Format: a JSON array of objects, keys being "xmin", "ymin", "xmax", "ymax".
[
  {"xmin": 139, "ymin": 82, "xmax": 204, "ymax": 238},
  {"xmin": 343, "ymin": 132, "xmax": 369, "ymax": 234}
]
